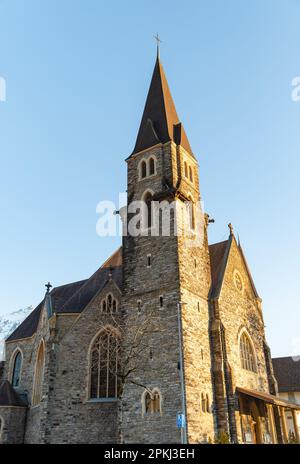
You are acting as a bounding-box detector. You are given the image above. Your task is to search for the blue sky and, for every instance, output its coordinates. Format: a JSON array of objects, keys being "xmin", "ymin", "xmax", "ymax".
[{"xmin": 0, "ymin": 0, "xmax": 299, "ymax": 357}]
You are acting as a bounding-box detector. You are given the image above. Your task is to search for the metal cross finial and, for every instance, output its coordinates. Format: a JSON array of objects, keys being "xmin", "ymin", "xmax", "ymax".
[
  {"xmin": 154, "ymin": 33, "xmax": 162, "ymax": 58},
  {"xmin": 45, "ymin": 282, "xmax": 52, "ymax": 294}
]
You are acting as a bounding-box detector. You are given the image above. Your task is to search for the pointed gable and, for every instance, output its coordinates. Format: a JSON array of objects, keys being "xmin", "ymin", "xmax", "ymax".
[
  {"xmin": 209, "ymin": 233, "xmax": 259, "ymax": 300},
  {"xmin": 132, "ymin": 57, "xmax": 193, "ymax": 157},
  {"xmin": 209, "ymin": 238, "xmax": 232, "ymax": 299}
]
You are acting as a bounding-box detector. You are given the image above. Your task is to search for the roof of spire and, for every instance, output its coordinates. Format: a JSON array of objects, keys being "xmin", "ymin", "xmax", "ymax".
[{"xmin": 131, "ymin": 56, "xmax": 194, "ymax": 157}]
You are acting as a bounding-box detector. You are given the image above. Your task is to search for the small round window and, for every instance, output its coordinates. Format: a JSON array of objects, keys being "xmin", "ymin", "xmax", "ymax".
[{"xmin": 234, "ymin": 270, "xmax": 243, "ymax": 292}]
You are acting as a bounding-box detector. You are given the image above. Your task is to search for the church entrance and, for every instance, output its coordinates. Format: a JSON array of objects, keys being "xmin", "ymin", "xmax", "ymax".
[{"xmin": 249, "ymin": 401, "xmax": 262, "ymax": 444}]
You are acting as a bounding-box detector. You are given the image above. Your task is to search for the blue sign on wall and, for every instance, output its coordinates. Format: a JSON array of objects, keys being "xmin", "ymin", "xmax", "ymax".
[{"xmin": 176, "ymin": 413, "xmax": 185, "ymax": 429}]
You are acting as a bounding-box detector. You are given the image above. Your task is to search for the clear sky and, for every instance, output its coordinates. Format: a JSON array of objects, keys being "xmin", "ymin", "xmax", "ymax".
[{"xmin": 0, "ymin": 0, "xmax": 299, "ymax": 357}]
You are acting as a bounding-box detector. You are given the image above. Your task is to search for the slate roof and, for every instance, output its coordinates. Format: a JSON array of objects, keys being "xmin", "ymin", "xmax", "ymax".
[
  {"xmin": 272, "ymin": 356, "xmax": 300, "ymax": 393},
  {"xmin": 6, "ymin": 248, "xmax": 123, "ymax": 342},
  {"xmin": 5, "ymin": 237, "xmax": 258, "ymax": 343},
  {"xmin": 131, "ymin": 57, "xmax": 194, "ymax": 157},
  {"xmin": 0, "ymin": 380, "xmax": 27, "ymax": 407},
  {"xmin": 208, "ymin": 235, "xmax": 259, "ymax": 300},
  {"xmin": 209, "ymin": 239, "xmax": 231, "ymax": 299}
]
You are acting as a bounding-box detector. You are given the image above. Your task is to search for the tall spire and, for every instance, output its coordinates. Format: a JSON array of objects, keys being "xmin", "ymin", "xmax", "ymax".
[{"xmin": 131, "ymin": 56, "xmax": 194, "ymax": 157}]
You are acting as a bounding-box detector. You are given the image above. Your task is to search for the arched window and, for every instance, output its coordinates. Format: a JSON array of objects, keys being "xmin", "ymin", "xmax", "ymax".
[
  {"xmin": 206, "ymin": 394, "xmax": 210, "ymax": 413},
  {"xmin": 90, "ymin": 328, "xmax": 121, "ymax": 399},
  {"xmin": 143, "ymin": 389, "xmax": 161, "ymax": 414},
  {"xmin": 240, "ymin": 332, "xmax": 256, "ymax": 372},
  {"xmin": 184, "ymin": 162, "xmax": 188, "ymax": 177},
  {"xmin": 11, "ymin": 350, "xmax": 22, "ymax": 388},
  {"xmin": 189, "ymin": 166, "xmax": 193, "ymax": 182},
  {"xmin": 201, "ymin": 393, "xmax": 206, "ymax": 413},
  {"xmin": 141, "ymin": 160, "xmax": 147, "ymax": 179},
  {"xmin": 143, "ymin": 192, "xmax": 153, "ymax": 229},
  {"xmin": 107, "ymin": 294, "xmax": 112, "ymax": 312},
  {"xmin": 32, "ymin": 340, "xmax": 45, "ymax": 406},
  {"xmin": 149, "ymin": 157, "xmax": 155, "ymax": 176},
  {"xmin": 187, "ymin": 199, "xmax": 195, "ymax": 230},
  {"xmin": 101, "ymin": 294, "xmax": 118, "ymax": 314}
]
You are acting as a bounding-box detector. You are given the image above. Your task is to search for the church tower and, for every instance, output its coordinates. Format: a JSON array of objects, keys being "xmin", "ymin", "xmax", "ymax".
[{"xmin": 121, "ymin": 54, "xmax": 215, "ymax": 443}]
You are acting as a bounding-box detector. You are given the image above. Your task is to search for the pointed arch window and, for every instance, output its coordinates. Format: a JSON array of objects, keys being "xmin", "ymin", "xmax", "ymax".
[
  {"xmin": 141, "ymin": 160, "xmax": 147, "ymax": 179},
  {"xmin": 201, "ymin": 393, "xmax": 206, "ymax": 413},
  {"xmin": 143, "ymin": 389, "xmax": 161, "ymax": 414},
  {"xmin": 101, "ymin": 294, "xmax": 118, "ymax": 314},
  {"xmin": 143, "ymin": 192, "xmax": 153, "ymax": 229},
  {"xmin": 184, "ymin": 162, "xmax": 188, "ymax": 178},
  {"xmin": 240, "ymin": 332, "xmax": 256, "ymax": 372},
  {"xmin": 206, "ymin": 394, "xmax": 210, "ymax": 413},
  {"xmin": 187, "ymin": 199, "xmax": 195, "ymax": 231},
  {"xmin": 149, "ymin": 157, "xmax": 155, "ymax": 176},
  {"xmin": 32, "ymin": 340, "xmax": 45, "ymax": 406},
  {"xmin": 90, "ymin": 328, "xmax": 121, "ymax": 399},
  {"xmin": 189, "ymin": 166, "xmax": 193, "ymax": 182},
  {"xmin": 11, "ymin": 350, "xmax": 22, "ymax": 388}
]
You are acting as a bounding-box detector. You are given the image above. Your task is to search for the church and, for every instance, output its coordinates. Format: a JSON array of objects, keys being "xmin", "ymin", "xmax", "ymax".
[{"xmin": 0, "ymin": 51, "xmax": 299, "ymax": 445}]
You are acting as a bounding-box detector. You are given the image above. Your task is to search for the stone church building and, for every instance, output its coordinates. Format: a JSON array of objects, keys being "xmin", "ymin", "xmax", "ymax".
[{"xmin": 0, "ymin": 53, "xmax": 299, "ymax": 445}]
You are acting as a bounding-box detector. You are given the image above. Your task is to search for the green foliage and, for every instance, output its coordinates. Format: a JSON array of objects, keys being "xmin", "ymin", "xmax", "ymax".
[
  {"xmin": 288, "ymin": 431, "xmax": 297, "ymax": 444},
  {"xmin": 214, "ymin": 431, "xmax": 231, "ymax": 444}
]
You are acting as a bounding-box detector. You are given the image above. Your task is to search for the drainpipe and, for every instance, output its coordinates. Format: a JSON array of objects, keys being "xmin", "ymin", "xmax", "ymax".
[{"xmin": 177, "ymin": 301, "xmax": 188, "ymax": 444}]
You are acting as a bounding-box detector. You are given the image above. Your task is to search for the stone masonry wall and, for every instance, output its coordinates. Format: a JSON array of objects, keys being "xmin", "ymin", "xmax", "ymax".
[
  {"xmin": 0, "ymin": 406, "xmax": 26, "ymax": 444},
  {"xmin": 216, "ymin": 236, "xmax": 271, "ymax": 442}
]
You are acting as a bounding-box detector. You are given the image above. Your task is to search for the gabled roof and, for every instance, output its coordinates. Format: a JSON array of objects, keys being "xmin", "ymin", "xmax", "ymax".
[
  {"xmin": 0, "ymin": 381, "xmax": 27, "ymax": 407},
  {"xmin": 6, "ymin": 248, "xmax": 123, "ymax": 342},
  {"xmin": 6, "ymin": 280, "xmax": 87, "ymax": 342},
  {"xmin": 209, "ymin": 237, "xmax": 232, "ymax": 299},
  {"xmin": 131, "ymin": 57, "xmax": 194, "ymax": 157},
  {"xmin": 208, "ymin": 234, "xmax": 259, "ymax": 300},
  {"xmin": 272, "ymin": 356, "xmax": 300, "ymax": 392}
]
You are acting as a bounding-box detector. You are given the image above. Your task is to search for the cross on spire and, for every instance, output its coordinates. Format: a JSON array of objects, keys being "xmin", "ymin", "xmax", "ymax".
[
  {"xmin": 45, "ymin": 282, "xmax": 52, "ymax": 294},
  {"xmin": 153, "ymin": 33, "xmax": 162, "ymax": 58}
]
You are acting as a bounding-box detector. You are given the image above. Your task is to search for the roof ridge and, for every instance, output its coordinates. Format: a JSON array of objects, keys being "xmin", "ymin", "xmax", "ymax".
[{"xmin": 51, "ymin": 278, "xmax": 88, "ymax": 292}]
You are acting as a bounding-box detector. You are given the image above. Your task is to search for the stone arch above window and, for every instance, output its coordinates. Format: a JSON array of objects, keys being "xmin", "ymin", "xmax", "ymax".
[
  {"xmin": 32, "ymin": 340, "xmax": 45, "ymax": 406},
  {"xmin": 149, "ymin": 157, "xmax": 156, "ymax": 176},
  {"xmin": 142, "ymin": 388, "xmax": 162, "ymax": 415},
  {"xmin": 239, "ymin": 329, "xmax": 257, "ymax": 373},
  {"xmin": 10, "ymin": 349, "xmax": 22, "ymax": 388},
  {"xmin": 140, "ymin": 160, "xmax": 147, "ymax": 179},
  {"xmin": 138, "ymin": 156, "xmax": 157, "ymax": 180},
  {"xmin": 101, "ymin": 293, "xmax": 119, "ymax": 314},
  {"xmin": 89, "ymin": 327, "xmax": 121, "ymax": 399}
]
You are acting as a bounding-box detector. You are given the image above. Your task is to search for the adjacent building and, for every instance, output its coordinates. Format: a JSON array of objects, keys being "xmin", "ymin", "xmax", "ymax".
[{"xmin": 273, "ymin": 356, "xmax": 300, "ymax": 440}]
